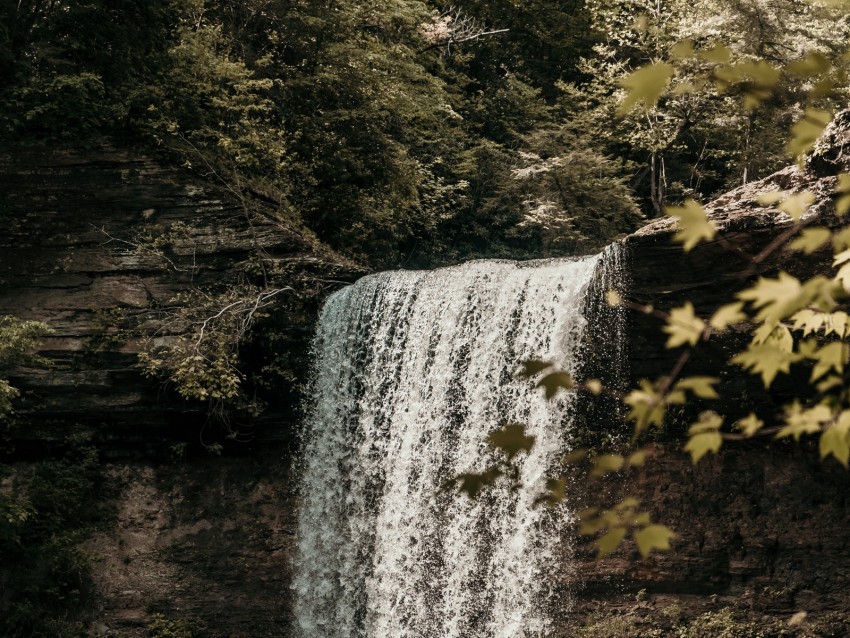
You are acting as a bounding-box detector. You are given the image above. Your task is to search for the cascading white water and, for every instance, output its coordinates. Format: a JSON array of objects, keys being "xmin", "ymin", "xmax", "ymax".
[{"xmin": 293, "ymin": 256, "xmax": 602, "ymax": 638}]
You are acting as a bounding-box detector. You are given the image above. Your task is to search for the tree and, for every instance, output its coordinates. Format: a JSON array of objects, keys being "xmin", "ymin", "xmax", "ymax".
[
  {"xmin": 567, "ymin": 0, "xmax": 850, "ymax": 215},
  {"xmin": 454, "ymin": 0, "xmax": 850, "ymax": 567}
]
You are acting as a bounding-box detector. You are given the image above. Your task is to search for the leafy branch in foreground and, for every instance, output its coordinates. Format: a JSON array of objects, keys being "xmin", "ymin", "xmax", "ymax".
[
  {"xmin": 0, "ymin": 316, "xmax": 52, "ymax": 421},
  {"xmin": 450, "ymin": 2, "xmax": 850, "ymax": 561}
]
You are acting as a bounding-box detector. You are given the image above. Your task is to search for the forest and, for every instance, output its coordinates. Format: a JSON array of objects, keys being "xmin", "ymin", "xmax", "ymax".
[{"xmin": 5, "ymin": 0, "xmax": 847, "ymax": 267}]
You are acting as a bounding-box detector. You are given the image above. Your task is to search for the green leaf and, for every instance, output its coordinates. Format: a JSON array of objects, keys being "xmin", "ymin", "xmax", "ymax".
[
  {"xmin": 634, "ymin": 524, "xmax": 676, "ymax": 558},
  {"xmin": 837, "ymin": 194, "xmax": 850, "ymax": 217},
  {"xmin": 788, "ymin": 227, "xmax": 831, "ymax": 253},
  {"xmin": 624, "ymin": 381, "xmax": 666, "ymax": 435},
  {"xmin": 709, "ymin": 302, "xmax": 747, "ymax": 331},
  {"xmin": 453, "ymin": 467, "xmax": 503, "ymax": 499},
  {"xmin": 787, "ymin": 51, "xmax": 831, "ymax": 76},
  {"xmin": 731, "ymin": 342, "xmax": 798, "ymax": 387},
  {"xmin": 596, "ymin": 526, "xmax": 628, "ymax": 558},
  {"xmin": 536, "ymin": 371, "xmax": 573, "ymax": 399},
  {"xmin": 811, "ymin": 341, "xmax": 847, "ymax": 381},
  {"xmin": 591, "ymin": 454, "xmax": 625, "ymax": 477},
  {"xmin": 519, "ymin": 359, "xmax": 553, "ymax": 378},
  {"xmin": 663, "ymin": 302, "xmax": 706, "ymax": 348},
  {"xmin": 585, "ymin": 379, "xmax": 603, "ymax": 394},
  {"xmin": 688, "ymin": 411, "xmax": 723, "ymax": 435},
  {"xmin": 788, "ymin": 108, "xmax": 832, "ymax": 158},
  {"xmin": 674, "ymin": 376, "xmax": 719, "ymax": 399},
  {"xmin": 665, "ymin": 200, "xmax": 716, "ymax": 251},
  {"xmin": 778, "ymin": 191, "xmax": 815, "ymax": 221},
  {"xmin": 617, "ymin": 62, "xmax": 675, "ymax": 115},
  {"xmin": 670, "ymin": 39, "xmax": 695, "ymax": 60},
  {"xmin": 737, "ymin": 272, "xmax": 804, "ymax": 323},
  {"xmin": 820, "ymin": 423, "xmax": 850, "ymax": 468},
  {"xmin": 700, "ymin": 44, "xmax": 731, "ymax": 64},
  {"xmin": 684, "ymin": 431, "xmax": 723, "ymax": 463},
  {"xmin": 535, "ymin": 477, "xmax": 567, "ymax": 507},
  {"xmin": 627, "ymin": 450, "xmax": 647, "ymax": 467},
  {"xmin": 776, "ymin": 403, "xmax": 831, "ymax": 440},
  {"xmin": 563, "ymin": 448, "xmax": 587, "ymax": 464},
  {"xmin": 488, "ymin": 423, "xmax": 535, "ymax": 460},
  {"xmin": 736, "ymin": 413, "xmax": 764, "ymax": 437}
]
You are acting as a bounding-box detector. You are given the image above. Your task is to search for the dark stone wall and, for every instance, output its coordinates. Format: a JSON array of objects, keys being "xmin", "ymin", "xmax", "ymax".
[{"xmin": 564, "ymin": 116, "xmax": 850, "ymax": 633}]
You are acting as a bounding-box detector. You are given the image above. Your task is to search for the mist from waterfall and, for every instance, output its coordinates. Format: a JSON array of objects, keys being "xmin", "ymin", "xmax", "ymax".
[{"xmin": 292, "ymin": 255, "xmax": 605, "ymax": 638}]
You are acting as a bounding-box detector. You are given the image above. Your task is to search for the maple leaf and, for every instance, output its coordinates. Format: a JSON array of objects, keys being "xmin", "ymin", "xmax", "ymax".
[
  {"xmin": 617, "ymin": 62, "xmax": 674, "ymax": 115},
  {"xmin": 663, "ymin": 302, "xmax": 706, "ymax": 348},
  {"xmin": 665, "ymin": 200, "xmax": 716, "ymax": 251}
]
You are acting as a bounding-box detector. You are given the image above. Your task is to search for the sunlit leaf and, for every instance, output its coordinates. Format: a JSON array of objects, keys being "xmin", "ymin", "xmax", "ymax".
[
  {"xmin": 591, "ymin": 454, "xmax": 625, "ymax": 477},
  {"xmin": 585, "ymin": 379, "xmax": 603, "ymax": 394},
  {"xmin": 624, "ymin": 381, "xmax": 666, "ymax": 434},
  {"xmin": 709, "ymin": 302, "xmax": 747, "ymax": 331},
  {"xmin": 665, "ymin": 200, "xmax": 716, "ymax": 251},
  {"xmin": 736, "ymin": 413, "xmax": 764, "ymax": 437},
  {"xmin": 663, "ymin": 302, "xmax": 706, "ymax": 348},
  {"xmin": 700, "ymin": 44, "xmax": 731, "ymax": 64},
  {"xmin": 688, "ymin": 411, "xmax": 723, "ymax": 434},
  {"xmin": 788, "ymin": 227, "xmax": 831, "ymax": 253},
  {"xmin": 756, "ymin": 190, "xmax": 786, "ymax": 206},
  {"xmin": 674, "ymin": 376, "xmax": 719, "ymax": 399},
  {"xmin": 776, "ymin": 403, "xmax": 832, "ymax": 440},
  {"xmin": 788, "ymin": 611, "xmax": 808, "ymax": 627},
  {"xmin": 537, "ymin": 371, "xmax": 573, "ymax": 399},
  {"xmin": 634, "ymin": 524, "xmax": 676, "ymax": 558},
  {"xmin": 617, "ymin": 62, "xmax": 674, "ymax": 115},
  {"xmin": 788, "ymin": 51, "xmax": 831, "ymax": 76},
  {"xmin": 836, "ymin": 174, "xmax": 850, "ymax": 216},
  {"xmin": 730, "ymin": 342, "xmax": 799, "ymax": 387},
  {"xmin": 627, "ymin": 450, "xmax": 647, "ymax": 467},
  {"xmin": 820, "ymin": 419, "xmax": 850, "ymax": 468},
  {"xmin": 684, "ymin": 431, "xmax": 722, "ymax": 463},
  {"xmin": 837, "ymin": 195, "xmax": 850, "ymax": 217},
  {"xmin": 737, "ymin": 272, "xmax": 803, "ymax": 323},
  {"xmin": 811, "ymin": 341, "xmax": 847, "ymax": 381},
  {"xmin": 817, "ymin": 375, "xmax": 843, "ymax": 393},
  {"xmin": 778, "ymin": 191, "xmax": 815, "ymax": 221},
  {"xmin": 788, "ymin": 108, "xmax": 832, "ymax": 158},
  {"xmin": 834, "ymin": 225, "xmax": 850, "ymax": 250},
  {"xmin": 488, "ymin": 423, "xmax": 535, "ymax": 460},
  {"xmin": 596, "ymin": 526, "xmax": 628, "ymax": 558},
  {"xmin": 519, "ymin": 359, "xmax": 553, "ymax": 378}
]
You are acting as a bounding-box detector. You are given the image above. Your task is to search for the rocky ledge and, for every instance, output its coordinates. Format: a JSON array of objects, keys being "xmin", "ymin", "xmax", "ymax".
[
  {"xmin": 0, "ymin": 147, "xmax": 363, "ymax": 451},
  {"xmin": 565, "ymin": 115, "xmax": 850, "ymax": 634}
]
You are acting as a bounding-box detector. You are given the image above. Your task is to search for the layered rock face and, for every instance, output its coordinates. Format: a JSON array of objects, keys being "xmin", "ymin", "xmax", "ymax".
[
  {"xmin": 0, "ymin": 148, "xmax": 361, "ymax": 446},
  {"xmin": 566, "ymin": 116, "xmax": 850, "ymax": 633},
  {"xmin": 0, "ymin": 147, "xmax": 361, "ymax": 635}
]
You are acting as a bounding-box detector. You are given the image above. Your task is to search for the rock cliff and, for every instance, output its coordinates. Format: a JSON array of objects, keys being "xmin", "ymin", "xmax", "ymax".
[
  {"xmin": 0, "ymin": 147, "xmax": 361, "ymax": 636},
  {"xmin": 565, "ymin": 115, "xmax": 850, "ymax": 635}
]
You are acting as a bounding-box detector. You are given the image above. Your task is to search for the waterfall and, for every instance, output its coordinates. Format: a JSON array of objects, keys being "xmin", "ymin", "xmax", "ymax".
[{"xmin": 293, "ymin": 256, "xmax": 603, "ymax": 638}]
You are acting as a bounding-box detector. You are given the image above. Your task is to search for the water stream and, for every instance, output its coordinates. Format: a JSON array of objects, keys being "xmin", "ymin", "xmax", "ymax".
[{"xmin": 293, "ymin": 255, "xmax": 607, "ymax": 637}]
